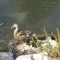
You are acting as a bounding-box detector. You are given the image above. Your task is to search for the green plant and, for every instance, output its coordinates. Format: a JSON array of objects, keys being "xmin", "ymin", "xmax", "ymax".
[
  {"xmin": 0, "ymin": 23, "xmax": 8, "ymax": 52},
  {"xmin": 43, "ymin": 27, "xmax": 48, "ymax": 38},
  {"xmin": 32, "ymin": 34, "xmax": 41, "ymax": 48},
  {"xmin": 56, "ymin": 28, "xmax": 60, "ymax": 42},
  {"xmin": 48, "ymin": 47, "xmax": 59, "ymax": 57},
  {"xmin": 40, "ymin": 42, "xmax": 60, "ymax": 58},
  {"xmin": 0, "ymin": 40, "xmax": 8, "ymax": 52}
]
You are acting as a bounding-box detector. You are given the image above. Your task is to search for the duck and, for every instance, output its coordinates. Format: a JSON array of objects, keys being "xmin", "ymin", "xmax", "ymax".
[
  {"xmin": 11, "ymin": 23, "xmax": 38, "ymax": 45},
  {"xmin": 11, "ymin": 23, "xmax": 25, "ymax": 40},
  {"xmin": 11, "ymin": 24, "xmax": 33, "ymax": 44}
]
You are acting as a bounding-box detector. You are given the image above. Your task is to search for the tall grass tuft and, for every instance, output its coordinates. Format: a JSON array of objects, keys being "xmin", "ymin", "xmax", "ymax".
[
  {"xmin": 0, "ymin": 40, "xmax": 8, "ymax": 52},
  {"xmin": 56, "ymin": 28, "xmax": 60, "ymax": 42},
  {"xmin": 0, "ymin": 23, "xmax": 8, "ymax": 52},
  {"xmin": 43, "ymin": 27, "xmax": 48, "ymax": 38}
]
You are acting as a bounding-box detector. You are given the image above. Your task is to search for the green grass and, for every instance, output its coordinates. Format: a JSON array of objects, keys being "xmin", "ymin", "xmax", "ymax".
[
  {"xmin": 0, "ymin": 23, "xmax": 9, "ymax": 52},
  {"xmin": 0, "ymin": 40, "xmax": 8, "ymax": 52},
  {"xmin": 38, "ymin": 28, "xmax": 60, "ymax": 58},
  {"xmin": 43, "ymin": 27, "xmax": 48, "ymax": 38}
]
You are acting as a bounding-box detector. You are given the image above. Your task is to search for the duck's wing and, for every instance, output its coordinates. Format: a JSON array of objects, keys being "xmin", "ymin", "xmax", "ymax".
[{"xmin": 17, "ymin": 31, "xmax": 25, "ymax": 37}]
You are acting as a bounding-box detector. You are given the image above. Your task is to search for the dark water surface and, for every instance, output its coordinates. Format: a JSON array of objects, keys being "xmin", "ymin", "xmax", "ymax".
[{"xmin": 0, "ymin": 0, "xmax": 60, "ymax": 40}]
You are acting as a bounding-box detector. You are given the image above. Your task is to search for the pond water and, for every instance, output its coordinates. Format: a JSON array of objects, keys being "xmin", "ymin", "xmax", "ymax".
[{"xmin": 0, "ymin": 0, "xmax": 60, "ymax": 40}]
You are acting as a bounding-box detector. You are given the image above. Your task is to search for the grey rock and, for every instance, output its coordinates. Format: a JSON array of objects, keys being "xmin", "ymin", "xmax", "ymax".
[{"xmin": 0, "ymin": 52, "xmax": 14, "ymax": 60}]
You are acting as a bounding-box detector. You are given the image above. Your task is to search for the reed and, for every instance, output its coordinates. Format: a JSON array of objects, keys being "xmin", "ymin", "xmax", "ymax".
[{"xmin": 43, "ymin": 27, "xmax": 48, "ymax": 38}]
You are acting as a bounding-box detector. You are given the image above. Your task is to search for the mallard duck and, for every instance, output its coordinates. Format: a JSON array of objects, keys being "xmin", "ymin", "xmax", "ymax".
[
  {"xmin": 11, "ymin": 23, "xmax": 37, "ymax": 45},
  {"xmin": 11, "ymin": 23, "xmax": 25, "ymax": 40}
]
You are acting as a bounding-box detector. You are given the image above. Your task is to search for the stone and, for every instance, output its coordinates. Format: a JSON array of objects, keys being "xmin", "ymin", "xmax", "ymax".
[
  {"xmin": 46, "ymin": 37, "xmax": 58, "ymax": 48},
  {"xmin": 0, "ymin": 52, "xmax": 14, "ymax": 60},
  {"xmin": 15, "ymin": 55, "xmax": 31, "ymax": 60},
  {"xmin": 9, "ymin": 42, "xmax": 40, "ymax": 58},
  {"xmin": 15, "ymin": 52, "xmax": 49, "ymax": 60},
  {"xmin": 33, "ymin": 52, "xmax": 48, "ymax": 60}
]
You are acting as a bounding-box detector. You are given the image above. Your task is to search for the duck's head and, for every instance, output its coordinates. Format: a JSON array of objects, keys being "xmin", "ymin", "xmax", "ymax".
[{"xmin": 11, "ymin": 23, "xmax": 18, "ymax": 29}]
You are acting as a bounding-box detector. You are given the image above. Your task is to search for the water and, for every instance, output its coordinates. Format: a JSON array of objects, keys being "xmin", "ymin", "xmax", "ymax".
[{"xmin": 0, "ymin": 0, "xmax": 60, "ymax": 40}]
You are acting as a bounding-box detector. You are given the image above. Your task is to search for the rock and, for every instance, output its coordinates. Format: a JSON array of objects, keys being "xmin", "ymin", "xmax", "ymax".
[
  {"xmin": 0, "ymin": 52, "xmax": 14, "ymax": 60},
  {"xmin": 33, "ymin": 52, "xmax": 48, "ymax": 60},
  {"xmin": 16, "ymin": 43, "xmax": 40, "ymax": 54},
  {"xmin": 9, "ymin": 42, "xmax": 40, "ymax": 58},
  {"xmin": 15, "ymin": 52, "xmax": 49, "ymax": 60},
  {"xmin": 15, "ymin": 55, "xmax": 31, "ymax": 60},
  {"xmin": 42, "ymin": 37, "xmax": 58, "ymax": 49},
  {"xmin": 46, "ymin": 37, "xmax": 58, "ymax": 49}
]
